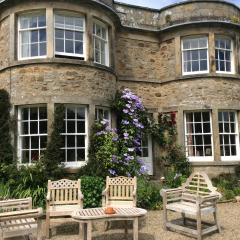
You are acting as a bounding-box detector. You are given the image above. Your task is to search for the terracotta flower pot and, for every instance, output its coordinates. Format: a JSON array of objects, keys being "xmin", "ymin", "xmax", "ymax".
[{"xmin": 104, "ymin": 207, "xmax": 116, "ymax": 214}]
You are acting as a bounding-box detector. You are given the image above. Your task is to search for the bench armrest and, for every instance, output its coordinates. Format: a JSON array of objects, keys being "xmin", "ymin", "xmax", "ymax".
[
  {"xmin": 160, "ymin": 188, "xmax": 182, "ymax": 197},
  {"xmin": 78, "ymin": 190, "xmax": 84, "ymax": 200},
  {"xmin": 0, "ymin": 208, "xmax": 43, "ymax": 221},
  {"xmin": 198, "ymin": 194, "xmax": 221, "ymax": 204},
  {"xmin": 102, "ymin": 187, "xmax": 109, "ymax": 196}
]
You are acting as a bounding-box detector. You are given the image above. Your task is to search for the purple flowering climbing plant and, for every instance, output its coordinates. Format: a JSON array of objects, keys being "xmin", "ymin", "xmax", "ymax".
[
  {"xmin": 86, "ymin": 89, "xmax": 150, "ymax": 177},
  {"xmin": 111, "ymin": 88, "xmax": 149, "ymax": 177}
]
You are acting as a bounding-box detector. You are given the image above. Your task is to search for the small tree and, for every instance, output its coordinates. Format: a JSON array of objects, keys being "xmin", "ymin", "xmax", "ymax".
[
  {"xmin": 0, "ymin": 89, "xmax": 13, "ymax": 164},
  {"xmin": 43, "ymin": 104, "xmax": 65, "ymax": 179}
]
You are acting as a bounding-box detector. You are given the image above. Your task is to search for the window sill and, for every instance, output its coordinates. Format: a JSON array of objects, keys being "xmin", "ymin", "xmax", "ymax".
[{"xmin": 191, "ymin": 161, "xmax": 240, "ymax": 166}]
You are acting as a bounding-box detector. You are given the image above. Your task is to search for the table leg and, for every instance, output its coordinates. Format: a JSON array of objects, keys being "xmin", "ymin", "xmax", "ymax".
[
  {"xmin": 133, "ymin": 218, "xmax": 138, "ymax": 240},
  {"xmin": 87, "ymin": 221, "xmax": 92, "ymax": 240}
]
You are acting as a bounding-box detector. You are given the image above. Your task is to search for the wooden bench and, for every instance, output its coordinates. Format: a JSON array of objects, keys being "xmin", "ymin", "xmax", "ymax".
[
  {"xmin": 46, "ymin": 179, "xmax": 83, "ymax": 239},
  {"xmin": 0, "ymin": 197, "xmax": 43, "ymax": 240},
  {"xmin": 102, "ymin": 176, "xmax": 137, "ymax": 208},
  {"xmin": 102, "ymin": 176, "xmax": 137, "ymax": 231},
  {"xmin": 160, "ymin": 172, "xmax": 222, "ymax": 240}
]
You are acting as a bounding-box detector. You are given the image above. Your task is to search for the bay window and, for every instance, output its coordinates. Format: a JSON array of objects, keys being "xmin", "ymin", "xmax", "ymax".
[
  {"xmin": 215, "ymin": 37, "xmax": 234, "ymax": 73},
  {"xmin": 218, "ymin": 111, "xmax": 239, "ymax": 160},
  {"xmin": 184, "ymin": 111, "xmax": 213, "ymax": 161},
  {"xmin": 54, "ymin": 13, "xmax": 85, "ymax": 58},
  {"xmin": 93, "ymin": 20, "xmax": 109, "ymax": 66},
  {"xmin": 18, "ymin": 106, "xmax": 48, "ymax": 164},
  {"xmin": 182, "ymin": 37, "xmax": 209, "ymax": 75},
  {"xmin": 18, "ymin": 12, "xmax": 46, "ymax": 59},
  {"xmin": 61, "ymin": 105, "xmax": 88, "ymax": 167}
]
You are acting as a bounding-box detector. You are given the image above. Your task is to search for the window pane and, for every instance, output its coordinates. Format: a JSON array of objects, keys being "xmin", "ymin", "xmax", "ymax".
[
  {"xmin": 22, "ymin": 122, "xmax": 28, "ymax": 134},
  {"xmin": 199, "ymin": 38, "xmax": 207, "ymax": 48},
  {"xmin": 183, "ymin": 40, "xmax": 190, "ymax": 49},
  {"xmin": 231, "ymin": 146, "xmax": 236, "ymax": 155},
  {"xmin": 204, "ymin": 146, "xmax": 212, "ymax": 156},
  {"xmin": 55, "ymin": 29, "xmax": 64, "ymax": 38},
  {"xmin": 21, "ymin": 31, "xmax": 30, "ymax": 44},
  {"xmin": 31, "ymin": 43, "xmax": 38, "ymax": 57},
  {"xmin": 67, "ymin": 107, "xmax": 75, "ymax": 119},
  {"xmin": 77, "ymin": 122, "xmax": 85, "ymax": 133},
  {"xmin": 192, "ymin": 61, "xmax": 199, "ymax": 71},
  {"xmin": 65, "ymin": 30, "xmax": 74, "ymax": 39},
  {"xmin": 67, "ymin": 135, "xmax": 75, "ymax": 147},
  {"xmin": 199, "ymin": 49, "xmax": 207, "ymax": 59},
  {"xmin": 75, "ymin": 41, "xmax": 83, "ymax": 54},
  {"xmin": 200, "ymin": 60, "xmax": 207, "ymax": 71},
  {"xmin": 40, "ymin": 136, "xmax": 47, "ymax": 149},
  {"xmin": 30, "ymin": 16, "xmax": 38, "ymax": 28},
  {"xmin": 21, "ymin": 150, "xmax": 29, "ymax": 163},
  {"xmin": 67, "ymin": 149, "xmax": 75, "ymax": 162},
  {"xmin": 31, "ymin": 30, "xmax": 38, "ymax": 43},
  {"xmin": 31, "ymin": 136, "xmax": 39, "ymax": 149},
  {"xmin": 40, "ymin": 43, "xmax": 46, "ymax": 56},
  {"xmin": 39, "ymin": 121, "xmax": 47, "ymax": 134},
  {"xmin": 194, "ymin": 112, "xmax": 202, "ymax": 122},
  {"xmin": 22, "ymin": 44, "xmax": 30, "ymax": 58},
  {"xmin": 77, "ymin": 136, "xmax": 85, "ymax": 147},
  {"xmin": 75, "ymin": 32, "xmax": 83, "ymax": 41},
  {"xmin": 67, "ymin": 121, "xmax": 75, "ymax": 133},
  {"xmin": 195, "ymin": 135, "xmax": 203, "ymax": 145},
  {"xmin": 65, "ymin": 40, "xmax": 74, "ymax": 53},
  {"xmin": 55, "ymin": 39, "xmax": 64, "ymax": 52},
  {"xmin": 203, "ymin": 123, "xmax": 210, "ymax": 133},
  {"xmin": 191, "ymin": 50, "xmax": 198, "ymax": 60},
  {"xmin": 77, "ymin": 149, "xmax": 85, "ymax": 160},
  {"xmin": 77, "ymin": 108, "xmax": 85, "ymax": 119},
  {"xmin": 22, "ymin": 137, "xmax": 30, "ymax": 149},
  {"xmin": 38, "ymin": 15, "xmax": 46, "ymax": 27},
  {"xmin": 195, "ymin": 123, "xmax": 202, "ymax": 133},
  {"xmin": 204, "ymin": 135, "xmax": 211, "ymax": 145},
  {"xmin": 39, "ymin": 29, "xmax": 46, "ymax": 41},
  {"xmin": 30, "ymin": 122, "xmax": 38, "ymax": 134}
]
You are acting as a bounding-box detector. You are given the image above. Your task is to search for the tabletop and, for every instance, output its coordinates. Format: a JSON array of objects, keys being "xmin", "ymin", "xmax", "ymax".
[{"xmin": 72, "ymin": 207, "xmax": 147, "ymax": 220}]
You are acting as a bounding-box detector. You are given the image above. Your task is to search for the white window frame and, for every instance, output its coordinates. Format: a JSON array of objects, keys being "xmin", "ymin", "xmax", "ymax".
[
  {"xmin": 215, "ymin": 37, "xmax": 235, "ymax": 74},
  {"xmin": 18, "ymin": 105, "xmax": 48, "ymax": 164},
  {"xmin": 18, "ymin": 12, "xmax": 47, "ymax": 60},
  {"xmin": 95, "ymin": 106, "xmax": 111, "ymax": 124},
  {"xmin": 184, "ymin": 111, "xmax": 214, "ymax": 162},
  {"xmin": 218, "ymin": 111, "xmax": 240, "ymax": 161},
  {"xmin": 182, "ymin": 36, "xmax": 209, "ymax": 75},
  {"xmin": 54, "ymin": 11, "xmax": 86, "ymax": 58},
  {"xmin": 61, "ymin": 105, "xmax": 88, "ymax": 168},
  {"xmin": 93, "ymin": 19, "xmax": 109, "ymax": 66}
]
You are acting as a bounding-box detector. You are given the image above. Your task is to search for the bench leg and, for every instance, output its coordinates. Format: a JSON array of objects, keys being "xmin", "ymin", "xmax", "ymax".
[
  {"xmin": 197, "ymin": 211, "xmax": 202, "ymax": 240},
  {"xmin": 181, "ymin": 213, "xmax": 186, "ymax": 225},
  {"xmin": 214, "ymin": 208, "xmax": 221, "ymax": 234},
  {"xmin": 163, "ymin": 207, "xmax": 168, "ymax": 230},
  {"xmin": 37, "ymin": 218, "xmax": 42, "ymax": 240},
  {"xmin": 45, "ymin": 213, "xmax": 50, "ymax": 239},
  {"xmin": 133, "ymin": 218, "xmax": 138, "ymax": 240},
  {"xmin": 124, "ymin": 220, "xmax": 128, "ymax": 235},
  {"xmin": 87, "ymin": 221, "xmax": 92, "ymax": 240}
]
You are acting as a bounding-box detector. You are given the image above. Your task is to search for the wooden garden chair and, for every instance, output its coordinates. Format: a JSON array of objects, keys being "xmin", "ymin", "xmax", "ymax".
[
  {"xmin": 102, "ymin": 176, "xmax": 137, "ymax": 231},
  {"xmin": 46, "ymin": 179, "xmax": 83, "ymax": 239},
  {"xmin": 0, "ymin": 197, "xmax": 43, "ymax": 240},
  {"xmin": 160, "ymin": 172, "xmax": 222, "ymax": 240}
]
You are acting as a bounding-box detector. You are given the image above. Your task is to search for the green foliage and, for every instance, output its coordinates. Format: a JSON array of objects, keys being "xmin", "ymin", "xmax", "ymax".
[
  {"xmin": 137, "ymin": 177, "xmax": 162, "ymax": 209},
  {"xmin": 0, "ymin": 162, "xmax": 47, "ymax": 207},
  {"xmin": 79, "ymin": 122, "xmax": 118, "ymax": 177},
  {"xmin": 80, "ymin": 176, "xmax": 105, "ymax": 208},
  {"xmin": 164, "ymin": 169, "xmax": 188, "ymax": 188},
  {"xmin": 212, "ymin": 173, "xmax": 240, "ymax": 200},
  {"xmin": 0, "ymin": 89, "xmax": 13, "ymax": 164},
  {"xmin": 43, "ymin": 104, "xmax": 65, "ymax": 179}
]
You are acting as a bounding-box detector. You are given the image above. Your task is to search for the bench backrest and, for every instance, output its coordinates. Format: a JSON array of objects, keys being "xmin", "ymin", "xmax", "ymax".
[
  {"xmin": 106, "ymin": 176, "xmax": 137, "ymax": 207},
  {"xmin": 0, "ymin": 198, "xmax": 32, "ymax": 212},
  {"xmin": 47, "ymin": 179, "xmax": 81, "ymax": 205},
  {"xmin": 182, "ymin": 172, "xmax": 219, "ymax": 197}
]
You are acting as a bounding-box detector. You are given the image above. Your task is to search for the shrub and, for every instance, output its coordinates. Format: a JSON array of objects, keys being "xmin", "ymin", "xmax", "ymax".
[
  {"xmin": 137, "ymin": 177, "xmax": 162, "ymax": 210},
  {"xmin": 43, "ymin": 104, "xmax": 65, "ymax": 179},
  {"xmin": 0, "ymin": 89, "xmax": 13, "ymax": 164},
  {"xmin": 212, "ymin": 173, "xmax": 240, "ymax": 200},
  {"xmin": 80, "ymin": 176, "xmax": 105, "ymax": 208}
]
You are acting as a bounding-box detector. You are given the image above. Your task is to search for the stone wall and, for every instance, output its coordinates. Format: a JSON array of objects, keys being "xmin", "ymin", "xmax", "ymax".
[
  {"xmin": 114, "ymin": 1, "xmax": 240, "ymax": 30},
  {"xmin": 116, "ymin": 34, "xmax": 175, "ymax": 82},
  {"xmin": 0, "ymin": 16, "xmax": 10, "ymax": 69},
  {"xmin": 0, "ymin": 64, "xmax": 116, "ymax": 105}
]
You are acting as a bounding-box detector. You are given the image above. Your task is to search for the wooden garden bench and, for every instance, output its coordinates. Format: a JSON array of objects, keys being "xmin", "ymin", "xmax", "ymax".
[
  {"xmin": 102, "ymin": 176, "xmax": 137, "ymax": 208},
  {"xmin": 46, "ymin": 179, "xmax": 83, "ymax": 239},
  {"xmin": 160, "ymin": 172, "xmax": 222, "ymax": 240},
  {"xmin": 102, "ymin": 176, "xmax": 137, "ymax": 232},
  {"xmin": 0, "ymin": 197, "xmax": 43, "ymax": 240}
]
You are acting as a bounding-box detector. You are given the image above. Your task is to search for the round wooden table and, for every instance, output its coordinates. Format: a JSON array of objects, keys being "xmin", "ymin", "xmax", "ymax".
[{"xmin": 72, "ymin": 207, "xmax": 147, "ymax": 240}]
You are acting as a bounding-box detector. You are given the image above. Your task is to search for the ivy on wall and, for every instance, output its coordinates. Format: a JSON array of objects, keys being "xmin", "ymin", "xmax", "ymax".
[{"xmin": 0, "ymin": 89, "xmax": 13, "ymax": 164}]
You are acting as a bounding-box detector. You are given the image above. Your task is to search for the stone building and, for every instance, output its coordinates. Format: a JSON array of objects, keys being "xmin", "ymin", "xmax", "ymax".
[{"xmin": 0, "ymin": 0, "xmax": 240, "ymax": 178}]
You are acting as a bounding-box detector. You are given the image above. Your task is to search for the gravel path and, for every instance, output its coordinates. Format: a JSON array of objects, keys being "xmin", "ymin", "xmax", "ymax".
[{"xmin": 10, "ymin": 202, "xmax": 240, "ymax": 240}]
